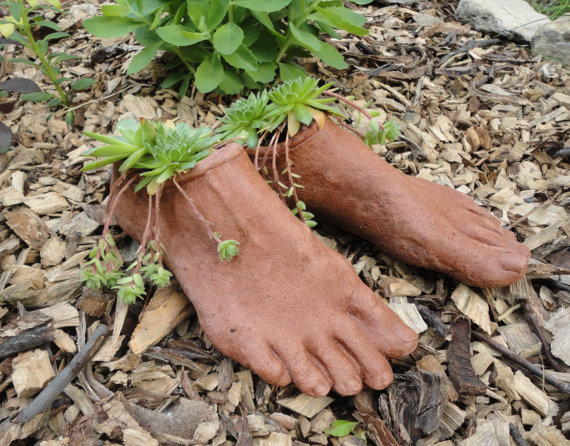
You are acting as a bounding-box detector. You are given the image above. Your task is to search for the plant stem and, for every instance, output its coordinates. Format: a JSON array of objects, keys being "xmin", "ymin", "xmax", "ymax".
[
  {"xmin": 19, "ymin": 1, "xmax": 68, "ymax": 105},
  {"xmin": 283, "ymin": 131, "xmax": 305, "ymax": 223},
  {"xmin": 323, "ymin": 90, "xmax": 381, "ymax": 126},
  {"xmin": 172, "ymin": 177, "xmax": 222, "ymax": 244},
  {"xmin": 274, "ymin": 0, "xmax": 321, "ymax": 63},
  {"xmin": 102, "ymin": 175, "xmax": 137, "ymax": 240},
  {"xmin": 271, "ymin": 130, "xmax": 286, "ymax": 203},
  {"xmin": 133, "ymin": 194, "xmax": 154, "ymax": 275}
]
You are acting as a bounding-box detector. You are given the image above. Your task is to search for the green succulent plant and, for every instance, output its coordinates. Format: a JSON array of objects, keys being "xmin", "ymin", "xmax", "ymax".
[
  {"xmin": 82, "ymin": 119, "xmax": 239, "ymax": 304},
  {"xmin": 83, "ymin": 120, "xmax": 220, "ymax": 194},
  {"xmin": 266, "ymin": 77, "xmax": 342, "ymax": 135},
  {"xmin": 218, "ymin": 91, "xmax": 273, "ymax": 149}
]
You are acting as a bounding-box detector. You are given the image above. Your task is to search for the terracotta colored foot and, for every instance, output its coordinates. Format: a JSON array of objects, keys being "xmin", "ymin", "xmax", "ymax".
[
  {"xmin": 262, "ymin": 119, "xmax": 530, "ymax": 288},
  {"xmin": 113, "ymin": 143, "xmax": 418, "ymax": 396}
]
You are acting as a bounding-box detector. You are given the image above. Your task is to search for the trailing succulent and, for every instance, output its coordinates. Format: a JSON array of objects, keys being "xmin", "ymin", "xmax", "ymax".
[
  {"xmin": 218, "ymin": 76, "xmax": 401, "ymax": 226},
  {"xmin": 82, "ymin": 120, "xmax": 239, "ymax": 303}
]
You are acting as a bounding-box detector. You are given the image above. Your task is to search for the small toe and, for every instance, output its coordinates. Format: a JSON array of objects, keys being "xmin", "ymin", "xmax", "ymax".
[
  {"xmin": 346, "ymin": 291, "xmax": 418, "ymax": 358},
  {"xmin": 333, "ymin": 322, "xmax": 394, "ymax": 390},
  {"xmin": 308, "ymin": 335, "xmax": 363, "ymax": 396},
  {"xmin": 273, "ymin": 344, "xmax": 332, "ymax": 397},
  {"xmin": 230, "ymin": 337, "xmax": 292, "ymax": 387}
]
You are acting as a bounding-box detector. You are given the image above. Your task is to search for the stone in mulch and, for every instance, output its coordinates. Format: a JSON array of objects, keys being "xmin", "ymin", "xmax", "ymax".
[
  {"xmin": 532, "ymin": 15, "xmax": 570, "ymax": 66},
  {"xmin": 456, "ymin": 0, "xmax": 550, "ymax": 42}
]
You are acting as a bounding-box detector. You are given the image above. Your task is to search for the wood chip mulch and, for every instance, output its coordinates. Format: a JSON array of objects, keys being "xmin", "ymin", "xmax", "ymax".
[{"xmin": 0, "ymin": 1, "xmax": 568, "ymax": 445}]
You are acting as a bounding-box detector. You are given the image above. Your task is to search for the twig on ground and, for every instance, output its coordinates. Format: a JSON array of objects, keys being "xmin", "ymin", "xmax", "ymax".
[
  {"xmin": 14, "ymin": 324, "xmax": 109, "ymax": 424},
  {"xmin": 472, "ymin": 331, "xmax": 570, "ymax": 395},
  {"xmin": 506, "ymin": 190, "xmax": 562, "ymax": 230},
  {"xmin": 509, "ymin": 423, "xmax": 530, "ymax": 446},
  {"xmin": 524, "ymin": 301, "xmax": 564, "ymax": 372},
  {"xmin": 0, "ymin": 324, "xmax": 54, "ymax": 360}
]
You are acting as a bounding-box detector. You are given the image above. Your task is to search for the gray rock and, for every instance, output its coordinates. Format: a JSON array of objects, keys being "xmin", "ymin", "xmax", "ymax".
[
  {"xmin": 456, "ymin": 0, "xmax": 550, "ymax": 42},
  {"xmin": 532, "ymin": 15, "xmax": 570, "ymax": 66}
]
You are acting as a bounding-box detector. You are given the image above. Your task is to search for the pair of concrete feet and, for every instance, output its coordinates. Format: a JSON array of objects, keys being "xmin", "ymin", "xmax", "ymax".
[{"xmin": 114, "ymin": 119, "xmax": 530, "ymax": 397}]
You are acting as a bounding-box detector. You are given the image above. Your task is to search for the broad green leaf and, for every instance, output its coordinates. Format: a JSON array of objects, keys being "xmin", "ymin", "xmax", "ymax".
[
  {"xmin": 44, "ymin": 31, "xmax": 69, "ymax": 40},
  {"xmin": 206, "ymin": 0, "xmax": 229, "ymax": 30},
  {"xmin": 21, "ymin": 92, "xmax": 54, "ymax": 102},
  {"xmin": 250, "ymin": 11, "xmax": 280, "ymax": 36},
  {"xmin": 161, "ymin": 72, "xmax": 187, "ymax": 89},
  {"xmin": 32, "ymin": 20, "xmax": 60, "ymax": 31},
  {"xmin": 27, "ymin": 0, "xmax": 39, "ymax": 7},
  {"xmin": 223, "ymin": 46, "xmax": 258, "ymax": 71},
  {"xmin": 351, "ymin": 0, "xmax": 373, "ymax": 3},
  {"xmin": 186, "ymin": 0, "xmax": 206, "ymax": 28},
  {"xmin": 156, "ymin": 25, "xmax": 207, "ymax": 46},
  {"xmin": 134, "ymin": 27, "xmax": 162, "ymax": 46},
  {"xmin": 289, "ymin": 22, "xmax": 321, "ymax": 51},
  {"xmin": 324, "ymin": 420, "xmax": 358, "ymax": 437},
  {"xmin": 312, "ymin": 40, "xmax": 348, "ymax": 69},
  {"xmin": 10, "ymin": 2, "xmax": 23, "ymax": 21},
  {"xmin": 53, "ymin": 53, "xmax": 81, "ymax": 62},
  {"xmin": 0, "ymin": 23, "xmax": 15, "ymax": 39},
  {"xmin": 218, "ymin": 71, "xmax": 243, "ymax": 95},
  {"xmin": 72, "ymin": 78, "xmax": 96, "ymax": 91},
  {"xmin": 127, "ymin": 43, "xmax": 162, "ymax": 74},
  {"xmin": 194, "ymin": 53, "xmax": 223, "ymax": 93},
  {"xmin": 246, "ymin": 62, "xmax": 276, "ymax": 83},
  {"xmin": 278, "ymin": 62, "xmax": 306, "ymax": 81},
  {"xmin": 83, "ymin": 16, "xmax": 140, "ymax": 38},
  {"xmin": 48, "ymin": 97, "xmax": 62, "ymax": 107},
  {"xmin": 233, "ymin": 0, "xmax": 293, "ymax": 12},
  {"xmin": 316, "ymin": 6, "xmax": 368, "ymax": 36},
  {"xmin": 250, "ymin": 32, "xmax": 280, "ymax": 61},
  {"xmin": 45, "ymin": 0, "xmax": 62, "ymax": 9},
  {"xmin": 212, "ymin": 23, "xmax": 243, "ymax": 55},
  {"xmin": 101, "ymin": 4, "xmax": 131, "ymax": 17}
]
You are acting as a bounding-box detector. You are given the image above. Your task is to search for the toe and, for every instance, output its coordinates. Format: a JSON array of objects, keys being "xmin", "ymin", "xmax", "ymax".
[
  {"xmin": 272, "ymin": 344, "xmax": 332, "ymax": 397},
  {"xmin": 307, "ymin": 336, "xmax": 362, "ymax": 396},
  {"xmin": 229, "ymin": 338, "xmax": 292, "ymax": 387},
  {"xmin": 333, "ymin": 322, "xmax": 394, "ymax": 390},
  {"xmin": 346, "ymin": 291, "xmax": 418, "ymax": 358}
]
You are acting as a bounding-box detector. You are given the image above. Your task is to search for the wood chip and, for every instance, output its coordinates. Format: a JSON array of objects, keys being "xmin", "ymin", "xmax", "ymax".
[
  {"xmin": 451, "ymin": 284, "xmax": 493, "ymax": 335},
  {"xmin": 278, "ymin": 394, "xmax": 334, "ymax": 418},
  {"xmin": 40, "ymin": 236, "xmax": 66, "ymax": 267},
  {"xmin": 5, "ymin": 208, "xmax": 50, "ymax": 249},
  {"xmin": 23, "ymin": 192, "xmax": 69, "ymax": 215},
  {"xmin": 12, "ymin": 349, "xmax": 55, "ymax": 398},
  {"xmin": 129, "ymin": 285, "xmax": 194, "ymax": 354},
  {"xmin": 513, "ymin": 371, "xmax": 557, "ymax": 417},
  {"xmin": 543, "ymin": 308, "xmax": 570, "ymax": 366}
]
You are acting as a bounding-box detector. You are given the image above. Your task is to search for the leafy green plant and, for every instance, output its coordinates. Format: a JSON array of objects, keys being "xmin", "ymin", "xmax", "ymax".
[
  {"xmin": 324, "ymin": 420, "xmax": 359, "ymax": 437},
  {"xmin": 530, "ymin": 0, "xmax": 569, "ymax": 19},
  {"xmin": 218, "ymin": 76, "xmax": 401, "ymax": 227},
  {"xmin": 0, "ymin": 0, "xmax": 96, "ymax": 114},
  {"xmin": 82, "ymin": 120, "xmax": 239, "ymax": 303},
  {"xmin": 83, "ymin": 0, "xmax": 372, "ymax": 96}
]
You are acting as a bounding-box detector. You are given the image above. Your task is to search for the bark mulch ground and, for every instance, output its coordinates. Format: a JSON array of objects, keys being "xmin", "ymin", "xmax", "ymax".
[{"xmin": 0, "ymin": 1, "xmax": 568, "ymax": 445}]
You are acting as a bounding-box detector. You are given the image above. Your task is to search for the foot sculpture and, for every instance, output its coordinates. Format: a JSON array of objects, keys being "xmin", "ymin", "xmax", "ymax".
[
  {"xmin": 262, "ymin": 118, "xmax": 530, "ymax": 288},
  {"xmin": 113, "ymin": 143, "xmax": 418, "ymax": 396}
]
